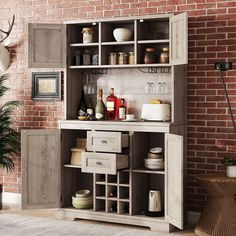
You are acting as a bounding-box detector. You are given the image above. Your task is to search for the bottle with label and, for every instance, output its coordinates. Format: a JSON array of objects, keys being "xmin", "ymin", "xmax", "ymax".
[
  {"xmin": 106, "ymin": 88, "xmax": 118, "ymax": 120},
  {"xmin": 78, "ymin": 89, "xmax": 87, "ymax": 117},
  {"xmin": 95, "ymin": 89, "xmax": 106, "ymax": 120},
  {"xmin": 118, "ymin": 98, "xmax": 126, "ymax": 120}
]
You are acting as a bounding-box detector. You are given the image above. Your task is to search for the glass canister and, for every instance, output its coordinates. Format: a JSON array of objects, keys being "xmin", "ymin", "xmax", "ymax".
[
  {"xmin": 159, "ymin": 47, "xmax": 169, "ymax": 63},
  {"xmin": 118, "ymin": 52, "xmax": 128, "ymax": 65},
  {"xmin": 109, "ymin": 52, "xmax": 117, "ymax": 65},
  {"xmin": 82, "ymin": 27, "xmax": 93, "ymax": 44},
  {"xmin": 83, "ymin": 49, "xmax": 91, "ymax": 65},
  {"xmin": 128, "ymin": 52, "xmax": 135, "ymax": 64},
  {"xmin": 144, "ymin": 48, "xmax": 156, "ymax": 64}
]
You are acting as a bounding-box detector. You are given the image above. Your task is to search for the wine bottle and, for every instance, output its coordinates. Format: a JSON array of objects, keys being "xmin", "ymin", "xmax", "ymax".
[
  {"xmin": 87, "ymin": 96, "xmax": 93, "ymax": 115},
  {"xmin": 107, "ymin": 189, "xmax": 117, "ymax": 198},
  {"xmin": 106, "ymin": 88, "xmax": 118, "ymax": 120},
  {"xmin": 78, "ymin": 89, "xmax": 87, "ymax": 116},
  {"xmin": 118, "ymin": 98, "xmax": 126, "ymax": 120},
  {"xmin": 109, "ymin": 202, "xmax": 117, "ymax": 212},
  {"xmin": 95, "ymin": 89, "xmax": 106, "ymax": 120}
]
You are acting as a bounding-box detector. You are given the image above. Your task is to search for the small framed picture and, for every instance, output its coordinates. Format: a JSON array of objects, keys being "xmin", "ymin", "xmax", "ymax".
[{"xmin": 32, "ymin": 72, "xmax": 61, "ymax": 101}]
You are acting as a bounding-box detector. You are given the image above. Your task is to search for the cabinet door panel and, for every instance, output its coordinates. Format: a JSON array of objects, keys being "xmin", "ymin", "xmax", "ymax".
[
  {"xmin": 21, "ymin": 129, "xmax": 61, "ymax": 209},
  {"xmin": 170, "ymin": 12, "xmax": 188, "ymax": 65},
  {"xmin": 28, "ymin": 23, "xmax": 66, "ymax": 68},
  {"xmin": 165, "ymin": 133, "xmax": 183, "ymax": 229}
]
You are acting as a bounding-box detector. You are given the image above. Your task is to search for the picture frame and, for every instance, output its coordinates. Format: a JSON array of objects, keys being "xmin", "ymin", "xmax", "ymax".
[{"xmin": 32, "ymin": 72, "xmax": 61, "ymax": 101}]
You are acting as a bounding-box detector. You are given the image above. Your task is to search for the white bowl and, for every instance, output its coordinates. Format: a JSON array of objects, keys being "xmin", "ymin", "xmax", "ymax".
[
  {"xmin": 148, "ymin": 152, "xmax": 162, "ymax": 159},
  {"xmin": 145, "ymin": 158, "xmax": 163, "ymax": 163},
  {"xmin": 75, "ymin": 190, "xmax": 90, "ymax": 198},
  {"xmin": 150, "ymin": 147, "xmax": 162, "ymax": 154},
  {"xmin": 145, "ymin": 162, "xmax": 164, "ymax": 170},
  {"xmin": 113, "ymin": 28, "xmax": 132, "ymax": 42}
]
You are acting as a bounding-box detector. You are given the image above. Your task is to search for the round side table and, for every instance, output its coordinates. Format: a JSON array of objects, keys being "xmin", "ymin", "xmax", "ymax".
[{"xmin": 195, "ymin": 174, "xmax": 236, "ymax": 236}]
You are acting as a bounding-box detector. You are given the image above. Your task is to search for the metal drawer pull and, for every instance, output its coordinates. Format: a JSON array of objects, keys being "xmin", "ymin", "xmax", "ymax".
[
  {"xmin": 96, "ymin": 161, "xmax": 103, "ymax": 165},
  {"xmin": 101, "ymin": 140, "xmax": 107, "ymax": 144}
]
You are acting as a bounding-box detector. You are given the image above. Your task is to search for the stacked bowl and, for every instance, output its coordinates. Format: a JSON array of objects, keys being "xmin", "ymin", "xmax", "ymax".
[
  {"xmin": 145, "ymin": 147, "xmax": 164, "ymax": 170},
  {"xmin": 72, "ymin": 190, "xmax": 93, "ymax": 209}
]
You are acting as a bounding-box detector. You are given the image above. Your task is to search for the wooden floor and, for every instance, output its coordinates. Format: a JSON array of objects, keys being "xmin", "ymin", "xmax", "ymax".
[{"xmin": 0, "ymin": 208, "xmax": 196, "ymax": 235}]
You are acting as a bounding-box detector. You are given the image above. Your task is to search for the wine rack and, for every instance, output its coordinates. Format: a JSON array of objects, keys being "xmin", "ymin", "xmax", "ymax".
[{"xmin": 94, "ymin": 171, "xmax": 131, "ymax": 215}]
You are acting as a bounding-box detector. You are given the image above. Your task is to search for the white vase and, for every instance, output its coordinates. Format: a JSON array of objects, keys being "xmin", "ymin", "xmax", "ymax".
[{"xmin": 226, "ymin": 166, "xmax": 236, "ymax": 178}]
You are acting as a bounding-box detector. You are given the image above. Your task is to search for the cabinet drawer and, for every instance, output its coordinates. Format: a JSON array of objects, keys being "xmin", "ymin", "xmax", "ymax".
[
  {"xmin": 87, "ymin": 131, "xmax": 129, "ymax": 153},
  {"xmin": 82, "ymin": 152, "xmax": 129, "ymax": 175}
]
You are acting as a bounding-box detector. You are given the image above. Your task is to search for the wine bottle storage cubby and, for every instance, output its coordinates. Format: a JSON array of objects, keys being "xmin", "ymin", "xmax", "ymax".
[
  {"xmin": 94, "ymin": 171, "xmax": 131, "ymax": 215},
  {"xmin": 96, "ymin": 199, "xmax": 105, "ymax": 212}
]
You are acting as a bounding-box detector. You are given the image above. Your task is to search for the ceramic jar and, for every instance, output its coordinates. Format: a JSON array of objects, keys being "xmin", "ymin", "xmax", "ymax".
[
  {"xmin": 118, "ymin": 52, "xmax": 128, "ymax": 64},
  {"xmin": 109, "ymin": 52, "xmax": 117, "ymax": 65},
  {"xmin": 82, "ymin": 27, "xmax": 93, "ymax": 44},
  {"xmin": 144, "ymin": 48, "xmax": 156, "ymax": 64},
  {"xmin": 128, "ymin": 52, "xmax": 135, "ymax": 64},
  {"xmin": 226, "ymin": 166, "xmax": 236, "ymax": 178},
  {"xmin": 159, "ymin": 47, "xmax": 169, "ymax": 63}
]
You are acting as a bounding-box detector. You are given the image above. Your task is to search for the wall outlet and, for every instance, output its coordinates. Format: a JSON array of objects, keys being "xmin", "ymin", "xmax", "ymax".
[{"xmin": 214, "ymin": 62, "xmax": 232, "ymax": 71}]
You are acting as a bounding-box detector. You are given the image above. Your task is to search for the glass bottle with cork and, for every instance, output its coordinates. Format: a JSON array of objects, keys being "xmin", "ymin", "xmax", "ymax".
[{"xmin": 118, "ymin": 98, "xmax": 126, "ymax": 120}]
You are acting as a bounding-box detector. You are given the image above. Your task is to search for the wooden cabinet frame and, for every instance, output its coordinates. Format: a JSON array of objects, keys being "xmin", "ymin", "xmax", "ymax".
[{"xmin": 23, "ymin": 13, "xmax": 188, "ymax": 232}]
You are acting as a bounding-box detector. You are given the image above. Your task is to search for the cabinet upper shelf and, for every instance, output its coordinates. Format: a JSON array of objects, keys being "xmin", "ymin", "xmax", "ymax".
[{"xmin": 28, "ymin": 13, "xmax": 187, "ymax": 69}]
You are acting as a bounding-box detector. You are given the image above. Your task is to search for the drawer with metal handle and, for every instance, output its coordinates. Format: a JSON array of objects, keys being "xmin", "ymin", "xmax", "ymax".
[
  {"xmin": 81, "ymin": 152, "xmax": 129, "ymax": 175},
  {"xmin": 87, "ymin": 131, "xmax": 129, "ymax": 153}
]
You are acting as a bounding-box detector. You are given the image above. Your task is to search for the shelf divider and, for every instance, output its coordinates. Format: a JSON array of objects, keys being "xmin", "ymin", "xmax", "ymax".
[{"xmin": 132, "ymin": 168, "xmax": 165, "ymax": 175}]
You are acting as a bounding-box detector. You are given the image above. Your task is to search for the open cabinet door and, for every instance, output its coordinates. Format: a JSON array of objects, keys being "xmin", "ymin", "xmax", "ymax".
[
  {"xmin": 165, "ymin": 133, "xmax": 183, "ymax": 229},
  {"xmin": 21, "ymin": 129, "xmax": 61, "ymax": 209},
  {"xmin": 170, "ymin": 12, "xmax": 188, "ymax": 65},
  {"xmin": 28, "ymin": 23, "xmax": 66, "ymax": 68}
]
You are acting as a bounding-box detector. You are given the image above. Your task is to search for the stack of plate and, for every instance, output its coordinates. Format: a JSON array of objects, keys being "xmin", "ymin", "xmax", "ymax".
[
  {"xmin": 72, "ymin": 190, "xmax": 93, "ymax": 209},
  {"xmin": 144, "ymin": 147, "xmax": 164, "ymax": 170}
]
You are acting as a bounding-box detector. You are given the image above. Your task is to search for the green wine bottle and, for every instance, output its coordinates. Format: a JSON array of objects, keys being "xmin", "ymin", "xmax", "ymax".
[{"xmin": 95, "ymin": 89, "xmax": 106, "ymax": 120}]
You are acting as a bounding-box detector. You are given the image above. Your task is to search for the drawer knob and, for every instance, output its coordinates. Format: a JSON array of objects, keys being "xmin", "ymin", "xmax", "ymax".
[
  {"xmin": 96, "ymin": 161, "xmax": 102, "ymax": 165},
  {"xmin": 101, "ymin": 140, "xmax": 107, "ymax": 144}
]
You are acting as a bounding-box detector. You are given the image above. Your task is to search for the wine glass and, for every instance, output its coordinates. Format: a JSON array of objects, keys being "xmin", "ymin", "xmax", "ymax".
[
  {"xmin": 145, "ymin": 82, "xmax": 155, "ymax": 94},
  {"xmin": 90, "ymin": 73, "xmax": 96, "ymax": 94},
  {"xmin": 83, "ymin": 73, "xmax": 89, "ymax": 94}
]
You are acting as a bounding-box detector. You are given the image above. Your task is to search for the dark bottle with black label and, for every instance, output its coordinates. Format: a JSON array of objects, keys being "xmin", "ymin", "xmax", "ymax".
[{"xmin": 78, "ymin": 89, "xmax": 87, "ymax": 116}]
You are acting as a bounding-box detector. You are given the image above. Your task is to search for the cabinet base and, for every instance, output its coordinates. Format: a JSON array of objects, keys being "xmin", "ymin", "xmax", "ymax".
[{"xmin": 56, "ymin": 208, "xmax": 171, "ymax": 232}]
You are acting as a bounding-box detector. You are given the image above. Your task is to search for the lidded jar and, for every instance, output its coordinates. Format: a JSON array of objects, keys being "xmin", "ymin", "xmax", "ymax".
[
  {"xmin": 144, "ymin": 48, "xmax": 156, "ymax": 64},
  {"xmin": 109, "ymin": 52, "xmax": 117, "ymax": 65},
  {"xmin": 82, "ymin": 27, "xmax": 93, "ymax": 44},
  {"xmin": 159, "ymin": 47, "xmax": 169, "ymax": 64},
  {"xmin": 118, "ymin": 52, "xmax": 128, "ymax": 65}
]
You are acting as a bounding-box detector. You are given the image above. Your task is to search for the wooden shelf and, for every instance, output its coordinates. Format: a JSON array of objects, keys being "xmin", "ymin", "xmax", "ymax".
[
  {"xmin": 64, "ymin": 164, "xmax": 82, "ymax": 169},
  {"xmin": 96, "ymin": 181, "xmax": 106, "ymax": 185},
  {"xmin": 70, "ymin": 43, "xmax": 99, "ymax": 47},
  {"xmin": 119, "ymin": 184, "xmax": 129, "ymax": 187},
  {"xmin": 101, "ymin": 41, "xmax": 135, "ymax": 45},
  {"xmin": 107, "ymin": 183, "xmax": 117, "ymax": 186},
  {"xmin": 96, "ymin": 196, "xmax": 106, "ymax": 200},
  {"xmin": 132, "ymin": 168, "xmax": 165, "ymax": 175},
  {"xmin": 138, "ymin": 39, "xmax": 169, "ymax": 44},
  {"xmin": 69, "ymin": 64, "xmax": 171, "ymax": 69},
  {"xmin": 119, "ymin": 198, "xmax": 129, "ymax": 202}
]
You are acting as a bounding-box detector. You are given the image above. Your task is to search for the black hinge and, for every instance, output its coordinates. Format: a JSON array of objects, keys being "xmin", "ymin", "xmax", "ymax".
[
  {"xmin": 66, "ymin": 56, "xmax": 68, "ymax": 65},
  {"xmin": 61, "ymin": 133, "xmax": 62, "ymax": 142},
  {"xmin": 66, "ymin": 28, "xmax": 68, "ymax": 36},
  {"xmin": 61, "ymin": 195, "xmax": 63, "ymax": 203}
]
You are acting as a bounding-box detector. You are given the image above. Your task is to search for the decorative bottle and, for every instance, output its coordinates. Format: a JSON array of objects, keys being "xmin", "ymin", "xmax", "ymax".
[
  {"xmin": 95, "ymin": 89, "xmax": 106, "ymax": 120},
  {"xmin": 118, "ymin": 98, "xmax": 126, "ymax": 120},
  {"xmin": 78, "ymin": 89, "xmax": 87, "ymax": 116},
  {"xmin": 106, "ymin": 88, "xmax": 118, "ymax": 120}
]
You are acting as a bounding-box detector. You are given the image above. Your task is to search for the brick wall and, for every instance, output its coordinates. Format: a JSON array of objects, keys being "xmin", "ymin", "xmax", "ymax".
[{"xmin": 0, "ymin": 0, "xmax": 236, "ymax": 212}]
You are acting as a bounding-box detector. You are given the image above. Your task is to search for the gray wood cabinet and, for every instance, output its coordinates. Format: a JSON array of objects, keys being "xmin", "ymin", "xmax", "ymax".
[
  {"xmin": 28, "ymin": 23, "xmax": 66, "ymax": 68},
  {"xmin": 21, "ymin": 129, "xmax": 61, "ymax": 209},
  {"xmin": 23, "ymin": 13, "xmax": 188, "ymax": 232}
]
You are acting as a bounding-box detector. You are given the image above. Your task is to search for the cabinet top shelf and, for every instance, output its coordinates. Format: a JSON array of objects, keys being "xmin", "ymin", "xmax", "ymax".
[
  {"xmin": 69, "ymin": 64, "xmax": 171, "ymax": 69},
  {"xmin": 64, "ymin": 14, "xmax": 173, "ymax": 25}
]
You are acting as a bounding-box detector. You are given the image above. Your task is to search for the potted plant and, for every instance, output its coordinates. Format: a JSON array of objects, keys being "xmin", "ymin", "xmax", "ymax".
[
  {"xmin": 221, "ymin": 157, "xmax": 236, "ymax": 178},
  {"xmin": 0, "ymin": 74, "xmax": 20, "ymax": 172}
]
